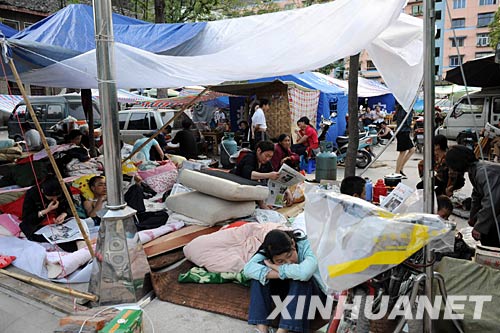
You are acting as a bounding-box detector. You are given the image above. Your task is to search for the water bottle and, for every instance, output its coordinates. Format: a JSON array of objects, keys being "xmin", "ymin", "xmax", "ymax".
[{"xmin": 364, "ymin": 178, "xmax": 373, "ymax": 202}]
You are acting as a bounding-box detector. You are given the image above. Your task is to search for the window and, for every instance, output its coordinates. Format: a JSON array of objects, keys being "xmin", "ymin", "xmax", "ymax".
[
  {"xmin": 149, "ymin": 112, "xmax": 158, "ymax": 129},
  {"xmin": 435, "ymin": 47, "xmax": 441, "ymax": 57},
  {"xmin": 119, "ymin": 113, "xmax": 128, "ymax": 130},
  {"xmin": 477, "ymin": 12, "xmax": 495, "ymax": 27},
  {"xmin": 453, "ymin": 98, "xmax": 484, "ymax": 118},
  {"xmin": 1, "ymin": 19, "xmax": 20, "ymax": 31},
  {"xmin": 436, "ymin": 28, "xmax": 441, "ymax": 39},
  {"xmin": 128, "ymin": 112, "xmax": 149, "ymax": 130},
  {"xmin": 23, "ymin": 22, "xmax": 33, "ymax": 29},
  {"xmin": 12, "ymin": 105, "xmax": 27, "ymax": 120},
  {"xmin": 435, "ymin": 65, "xmax": 440, "ymax": 75},
  {"xmin": 449, "ymin": 55, "xmax": 464, "ymax": 67},
  {"xmin": 412, "ymin": 5, "xmax": 423, "ymax": 15},
  {"xmin": 493, "ymin": 98, "xmax": 500, "ymax": 115},
  {"xmin": 475, "ymin": 51, "xmax": 493, "ymax": 58},
  {"xmin": 366, "ymin": 60, "xmax": 376, "ymax": 70},
  {"xmin": 47, "ymin": 105, "xmax": 63, "ymax": 120},
  {"xmin": 28, "ymin": 105, "xmax": 46, "ymax": 121},
  {"xmin": 477, "ymin": 33, "xmax": 490, "ymax": 46},
  {"xmin": 480, "ymin": 0, "xmax": 496, "ymax": 5},
  {"xmin": 451, "ymin": 18, "xmax": 466, "ymax": 28},
  {"xmin": 453, "ymin": 0, "xmax": 466, "ymax": 8},
  {"xmin": 451, "ymin": 36, "xmax": 466, "ymax": 47},
  {"xmin": 435, "ymin": 10, "xmax": 442, "ymax": 20}
]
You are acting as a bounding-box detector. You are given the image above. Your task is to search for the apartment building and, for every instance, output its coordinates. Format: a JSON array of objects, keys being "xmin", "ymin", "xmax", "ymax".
[
  {"xmin": 353, "ymin": 0, "xmax": 499, "ymax": 83},
  {"xmin": 443, "ymin": 0, "xmax": 499, "ymax": 75}
]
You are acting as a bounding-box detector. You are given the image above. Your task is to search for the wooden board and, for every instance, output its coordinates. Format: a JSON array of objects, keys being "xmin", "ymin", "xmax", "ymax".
[
  {"xmin": 276, "ymin": 201, "xmax": 305, "ymax": 219},
  {"xmin": 143, "ymin": 225, "xmax": 221, "ymax": 258},
  {"xmin": 0, "ymin": 267, "xmax": 88, "ymax": 314}
]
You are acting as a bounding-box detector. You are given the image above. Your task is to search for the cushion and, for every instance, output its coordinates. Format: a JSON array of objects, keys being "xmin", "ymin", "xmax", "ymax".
[
  {"xmin": 0, "ymin": 255, "xmax": 16, "ymax": 268},
  {"xmin": 142, "ymin": 168, "xmax": 178, "ymax": 194},
  {"xmin": 0, "ymin": 214, "xmax": 21, "ymax": 237},
  {"xmin": 179, "ymin": 169, "xmax": 268, "ymax": 202},
  {"xmin": 166, "ymin": 191, "xmax": 255, "ymax": 226},
  {"xmin": 72, "ymin": 174, "xmax": 98, "ymax": 200},
  {"xmin": 0, "ymin": 194, "xmax": 25, "ymax": 218},
  {"xmin": 138, "ymin": 161, "xmax": 177, "ymax": 180}
]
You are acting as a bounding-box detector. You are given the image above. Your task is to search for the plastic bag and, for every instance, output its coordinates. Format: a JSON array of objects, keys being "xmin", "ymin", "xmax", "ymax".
[{"xmin": 305, "ymin": 186, "xmax": 452, "ymax": 292}]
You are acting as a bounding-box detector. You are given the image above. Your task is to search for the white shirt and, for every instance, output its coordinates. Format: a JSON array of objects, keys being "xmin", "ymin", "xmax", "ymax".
[
  {"xmin": 251, "ymin": 107, "xmax": 267, "ymax": 130},
  {"xmin": 25, "ymin": 129, "xmax": 41, "ymax": 150},
  {"xmin": 213, "ymin": 110, "xmax": 226, "ymax": 124}
]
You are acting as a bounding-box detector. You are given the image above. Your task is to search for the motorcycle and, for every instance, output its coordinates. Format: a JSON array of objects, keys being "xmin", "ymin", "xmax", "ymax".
[
  {"xmin": 318, "ymin": 114, "xmax": 374, "ymax": 169},
  {"xmin": 413, "ymin": 116, "xmax": 424, "ymax": 153}
]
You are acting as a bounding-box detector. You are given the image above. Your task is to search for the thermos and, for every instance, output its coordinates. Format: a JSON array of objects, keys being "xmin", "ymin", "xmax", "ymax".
[
  {"xmin": 364, "ymin": 178, "xmax": 373, "ymax": 202},
  {"xmin": 373, "ymin": 179, "xmax": 387, "ymax": 204}
]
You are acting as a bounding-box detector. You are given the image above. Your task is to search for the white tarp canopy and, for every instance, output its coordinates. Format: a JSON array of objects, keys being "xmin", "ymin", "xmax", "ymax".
[
  {"xmin": 13, "ymin": 0, "xmax": 422, "ymax": 111},
  {"xmin": 312, "ymin": 72, "xmax": 392, "ymax": 98}
]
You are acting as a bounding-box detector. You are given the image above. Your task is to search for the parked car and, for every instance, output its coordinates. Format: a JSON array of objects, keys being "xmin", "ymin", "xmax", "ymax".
[
  {"xmin": 118, "ymin": 108, "xmax": 192, "ymax": 144},
  {"xmin": 436, "ymin": 87, "xmax": 500, "ymax": 140},
  {"xmin": 7, "ymin": 95, "xmax": 101, "ymax": 142}
]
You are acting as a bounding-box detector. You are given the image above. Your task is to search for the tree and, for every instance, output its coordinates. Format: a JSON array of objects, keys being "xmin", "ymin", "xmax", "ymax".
[
  {"xmin": 489, "ymin": 7, "xmax": 500, "ymax": 48},
  {"xmin": 344, "ymin": 53, "xmax": 360, "ymax": 177}
]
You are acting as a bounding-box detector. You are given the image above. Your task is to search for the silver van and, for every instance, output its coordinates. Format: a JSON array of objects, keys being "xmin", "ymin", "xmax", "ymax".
[
  {"xmin": 118, "ymin": 108, "xmax": 192, "ymax": 144},
  {"xmin": 436, "ymin": 87, "xmax": 500, "ymax": 140}
]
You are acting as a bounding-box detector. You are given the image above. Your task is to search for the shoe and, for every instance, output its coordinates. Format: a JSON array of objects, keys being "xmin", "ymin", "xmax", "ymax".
[{"xmin": 399, "ymin": 170, "xmax": 408, "ymax": 179}]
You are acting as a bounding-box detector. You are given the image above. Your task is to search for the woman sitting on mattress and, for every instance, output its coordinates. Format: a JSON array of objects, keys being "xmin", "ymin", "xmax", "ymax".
[
  {"xmin": 244, "ymin": 229, "xmax": 327, "ymax": 333},
  {"xmin": 232, "ymin": 141, "xmax": 293, "ymax": 208},
  {"xmin": 19, "ymin": 176, "xmax": 79, "ymax": 252}
]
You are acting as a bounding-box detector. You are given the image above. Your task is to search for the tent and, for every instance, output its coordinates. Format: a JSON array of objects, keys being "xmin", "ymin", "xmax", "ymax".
[
  {"xmin": 249, "ymin": 72, "xmax": 347, "ymax": 142},
  {"xmin": 0, "ymin": 94, "xmax": 23, "ymax": 114},
  {"xmin": 248, "ymin": 71, "xmax": 396, "ymax": 141},
  {"xmin": 0, "ymin": 23, "xmax": 18, "ymax": 38},
  {"xmin": 210, "ymin": 80, "xmax": 320, "ymax": 140},
  {"xmin": 1, "ymin": 0, "xmax": 423, "ymax": 114},
  {"xmin": 141, "ymin": 91, "xmax": 229, "ymax": 108},
  {"xmin": 65, "ymin": 89, "xmax": 156, "ymax": 104}
]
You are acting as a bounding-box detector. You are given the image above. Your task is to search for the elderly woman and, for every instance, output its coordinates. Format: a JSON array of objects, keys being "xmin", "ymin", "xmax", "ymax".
[{"xmin": 271, "ymin": 134, "xmax": 300, "ymax": 171}]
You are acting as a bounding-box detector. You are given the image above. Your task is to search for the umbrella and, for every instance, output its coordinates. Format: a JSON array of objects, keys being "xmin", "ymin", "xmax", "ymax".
[{"xmin": 445, "ymin": 55, "xmax": 500, "ymax": 88}]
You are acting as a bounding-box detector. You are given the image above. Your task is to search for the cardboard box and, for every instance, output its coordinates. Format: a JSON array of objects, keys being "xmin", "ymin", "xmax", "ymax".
[{"xmin": 99, "ymin": 309, "xmax": 143, "ymax": 333}]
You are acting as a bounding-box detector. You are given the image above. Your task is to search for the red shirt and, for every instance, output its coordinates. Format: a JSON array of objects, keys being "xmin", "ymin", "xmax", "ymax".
[{"xmin": 300, "ymin": 125, "xmax": 319, "ymax": 151}]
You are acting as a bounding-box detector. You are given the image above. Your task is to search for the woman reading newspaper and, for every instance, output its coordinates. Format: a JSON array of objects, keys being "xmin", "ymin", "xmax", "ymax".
[
  {"xmin": 20, "ymin": 176, "xmax": 79, "ymax": 252},
  {"xmin": 232, "ymin": 141, "xmax": 294, "ymax": 209}
]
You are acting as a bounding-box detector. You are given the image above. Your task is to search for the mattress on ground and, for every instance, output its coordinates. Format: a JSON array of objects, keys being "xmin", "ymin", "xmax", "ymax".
[
  {"xmin": 178, "ymin": 169, "xmax": 268, "ymax": 201},
  {"xmin": 165, "ymin": 191, "xmax": 255, "ymax": 226}
]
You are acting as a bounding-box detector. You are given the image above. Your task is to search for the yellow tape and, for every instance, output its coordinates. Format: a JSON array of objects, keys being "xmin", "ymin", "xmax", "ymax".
[{"xmin": 327, "ymin": 224, "xmax": 430, "ymax": 279}]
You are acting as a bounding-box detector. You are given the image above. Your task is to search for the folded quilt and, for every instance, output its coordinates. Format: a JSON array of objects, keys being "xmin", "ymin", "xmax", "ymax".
[{"xmin": 178, "ymin": 266, "xmax": 250, "ymax": 287}]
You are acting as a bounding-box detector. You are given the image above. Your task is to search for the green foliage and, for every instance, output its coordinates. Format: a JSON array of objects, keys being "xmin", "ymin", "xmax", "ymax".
[{"xmin": 489, "ymin": 7, "xmax": 500, "ymax": 48}]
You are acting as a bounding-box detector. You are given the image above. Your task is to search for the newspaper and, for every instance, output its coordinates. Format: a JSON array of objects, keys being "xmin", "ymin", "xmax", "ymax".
[
  {"xmin": 35, "ymin": 218, "xmax": 89, "ymax": 244},
  {"xmin": 266, "ymin": 164, "xmax": 306, "ymax": 207},
  {"xmin": 379, "ymin": 182, "xmax": 414, "ymax": 212}
]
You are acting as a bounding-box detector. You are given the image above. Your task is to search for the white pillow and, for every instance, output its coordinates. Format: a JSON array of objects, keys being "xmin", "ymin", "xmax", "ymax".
[
  {"xmin": 165, "ymin": 191, "xmax": 255, "ymax": 226},
  {"xmin": 179, "ymin": 169, "xmax": 269, "ymax": 201}
]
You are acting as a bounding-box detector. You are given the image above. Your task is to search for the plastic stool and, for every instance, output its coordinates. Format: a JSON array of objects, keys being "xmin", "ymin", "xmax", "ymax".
[{"xmin": 300, "ymin": 156, "xmax": 316, "ymax": 174}]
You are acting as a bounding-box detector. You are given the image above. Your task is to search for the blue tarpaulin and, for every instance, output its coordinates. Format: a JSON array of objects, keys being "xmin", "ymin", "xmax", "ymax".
[
  {"xmin": 249, "ymin": 72, "xmax": 348, "ymax": 142},
  {"xmin": 11, "ymin": 4, "xmax": 206, "ymax": 54},
  {"xmin": 0, "ymin": 23, "xmax": 17, "ymax": 38}
]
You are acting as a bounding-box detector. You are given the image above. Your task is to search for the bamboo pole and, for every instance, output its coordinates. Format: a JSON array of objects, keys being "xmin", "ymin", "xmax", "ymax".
[
  {"xmin": 0, "ymin": 268, "xmax": 98, "ymax": 302},
  {"xmin": 8, "ymin": 60, "xmax": 95, "ymax": 258},
  {"xmin": 122, "ymin": 87, "xmax": 209, "ymax": 164}
]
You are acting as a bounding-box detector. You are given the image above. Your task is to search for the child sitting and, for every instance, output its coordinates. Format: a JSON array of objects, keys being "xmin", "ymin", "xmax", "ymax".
[{"xmin": 340, "ymin": 176, "xmax": 366, "ymax": 199}]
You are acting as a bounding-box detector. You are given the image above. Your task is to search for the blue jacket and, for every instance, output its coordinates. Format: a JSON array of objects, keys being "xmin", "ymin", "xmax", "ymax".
[{"xmin": 243, "ymin": 238, "xmax": 327, "ymax": 294}]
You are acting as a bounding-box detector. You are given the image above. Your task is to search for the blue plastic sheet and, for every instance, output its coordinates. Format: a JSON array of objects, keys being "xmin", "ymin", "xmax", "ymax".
[{"xmin": 11, "ymin": 4, "xmax": 206, "ymax": 54}]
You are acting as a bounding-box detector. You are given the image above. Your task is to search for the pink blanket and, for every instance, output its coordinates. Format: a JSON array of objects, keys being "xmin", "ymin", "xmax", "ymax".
[{"xmin": 183, "ymin": 222, "xmax": 288, "ymax": 273}]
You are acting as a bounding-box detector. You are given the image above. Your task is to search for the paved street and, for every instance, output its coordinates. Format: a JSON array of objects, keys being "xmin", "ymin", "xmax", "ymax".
[{"xmin": 0, "ymin": 133, "xmax": 471, "ymax": 333}]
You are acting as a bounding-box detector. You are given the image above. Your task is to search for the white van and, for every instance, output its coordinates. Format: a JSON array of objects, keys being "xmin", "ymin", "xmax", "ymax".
[
  {"xmin": 436, "ymin": 87, "xmax": 500, "ymax": 140},
  {"xmin": 118, "ymin": 108, "xmax": 192, "ymax": 144}
]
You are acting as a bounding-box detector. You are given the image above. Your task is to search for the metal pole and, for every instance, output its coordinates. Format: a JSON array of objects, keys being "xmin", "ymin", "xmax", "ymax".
[
  {"xmin": 93, "ymin": 0, "xmax": 123, "ymax": 208},
  {"xmin": 89, "ymin": 0, "xmax": 150, "ymax": 305},
  {"xmin": 423, "ymin": 0, "xmax": 435, "ymax": 332}
]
